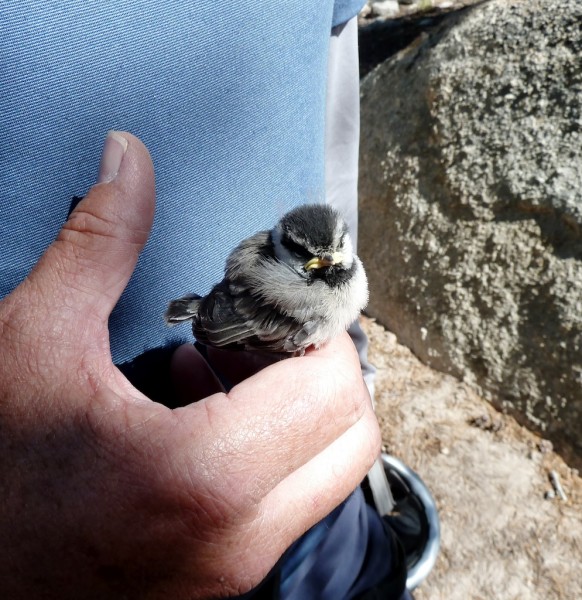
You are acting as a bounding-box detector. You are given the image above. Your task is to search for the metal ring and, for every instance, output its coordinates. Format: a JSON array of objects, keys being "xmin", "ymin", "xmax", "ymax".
[{"xmin": 381, "ymin": 453, "xmax": 441, "ymax": 590}]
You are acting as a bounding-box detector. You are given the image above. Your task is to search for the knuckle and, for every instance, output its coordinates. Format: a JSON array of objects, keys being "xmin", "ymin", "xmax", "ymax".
[{"xmin": 59, "ymin": 207, "xmax": 119, "ymax": 249}]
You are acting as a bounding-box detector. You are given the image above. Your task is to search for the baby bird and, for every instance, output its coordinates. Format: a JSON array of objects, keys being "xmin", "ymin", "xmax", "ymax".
[{"xmin": 164, "ymin": 204, "xmax": 368, "ymax": 355}]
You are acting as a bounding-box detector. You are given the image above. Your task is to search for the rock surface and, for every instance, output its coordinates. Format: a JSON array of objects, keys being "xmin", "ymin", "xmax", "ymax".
[
  {"xmin": 362, "ymin": 0, "xmax": 480, "ymax": 22},
  {"xmin": 358, "ymin": 0, "xmax": 582, "ymax": 458},
  {"xmin": 364, "ymin": 317, "xmax": 582, "ymax": 600},
  {"xmin": 358, "ymin": 0, "xmax": 486, "ymax": 77}
]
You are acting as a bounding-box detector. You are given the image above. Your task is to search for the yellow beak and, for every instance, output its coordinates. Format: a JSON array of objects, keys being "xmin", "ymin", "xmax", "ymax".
[{"xmin": 304, "ymin": 252, "xmax": 343, "ymax": 271}]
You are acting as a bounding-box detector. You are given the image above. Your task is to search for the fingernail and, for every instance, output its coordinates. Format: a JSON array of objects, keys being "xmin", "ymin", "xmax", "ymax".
[{"xmin": 97, "ymin": 131, "xmax": 128, "ymax": 184}]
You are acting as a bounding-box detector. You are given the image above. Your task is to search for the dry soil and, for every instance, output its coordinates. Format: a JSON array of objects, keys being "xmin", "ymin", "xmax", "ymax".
[{"xmin": 364, "ymin": 317, "xmax": 582, "ymax": 600}]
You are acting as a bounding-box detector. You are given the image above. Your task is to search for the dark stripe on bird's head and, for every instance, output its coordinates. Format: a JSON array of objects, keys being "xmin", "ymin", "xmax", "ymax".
[{"xmin": 279, "ymin": 204, "xmax": 342, "ymax": 250}]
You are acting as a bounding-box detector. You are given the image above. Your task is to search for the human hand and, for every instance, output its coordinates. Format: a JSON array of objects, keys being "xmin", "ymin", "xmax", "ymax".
[{"xmin": 0, "ymin": 132, "xmax": 381, "ymax": 599}]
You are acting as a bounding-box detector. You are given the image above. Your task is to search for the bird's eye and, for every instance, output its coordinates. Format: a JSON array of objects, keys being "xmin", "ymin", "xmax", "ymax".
[{"xmin": 282, "ymin": 236, "xmax": 311, "ymax": 259}]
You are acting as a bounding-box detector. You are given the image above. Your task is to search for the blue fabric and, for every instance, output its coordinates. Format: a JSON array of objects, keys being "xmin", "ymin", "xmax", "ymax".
[
  {"xmin": 332, "ymin": 1, "xmax": 366, "ymax": 27},
  {"xmin": 280, "ymin": 489, "xmax": 396, "ymax": 599},
  {"xmin": 0, "ymin": 0, "xmax": 363, "ymax": 363}
]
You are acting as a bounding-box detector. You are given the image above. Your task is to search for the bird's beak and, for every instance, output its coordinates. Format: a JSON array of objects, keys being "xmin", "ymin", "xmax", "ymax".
[{"xmin": 304, "ymin": 252, "xmax": 344, "ymax": 271}]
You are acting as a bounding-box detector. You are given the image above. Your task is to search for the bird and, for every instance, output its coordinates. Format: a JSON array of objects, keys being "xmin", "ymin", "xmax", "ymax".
[{"xmin": 164, "ymin": 203, "xmax": 368, "ymax": 356}]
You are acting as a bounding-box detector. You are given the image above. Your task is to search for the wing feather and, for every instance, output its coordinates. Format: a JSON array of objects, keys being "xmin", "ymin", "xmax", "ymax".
[{"xmin": 193, "ymin": 281, "xmax": 302, "ymax": 353}]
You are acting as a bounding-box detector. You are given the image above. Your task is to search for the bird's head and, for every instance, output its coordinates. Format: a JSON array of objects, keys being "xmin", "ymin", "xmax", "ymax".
[{"xmin": 272, "ymin": 204, "xmax": 354, "ymax": 279}]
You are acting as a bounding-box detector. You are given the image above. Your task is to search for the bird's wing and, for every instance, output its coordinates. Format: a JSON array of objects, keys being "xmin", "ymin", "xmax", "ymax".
[
  {"xmin": 193, "ymin": 281, "xmax": 301, "ymax": 353},
  {"xmin": 164, "ymin": 294, "xmax": 202, "ymax": 324}
]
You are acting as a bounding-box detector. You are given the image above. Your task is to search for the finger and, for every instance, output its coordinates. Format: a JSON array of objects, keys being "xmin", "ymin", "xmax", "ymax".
[
  {"xmin": 259, "ymin": 403, "xmax": 381, "ymax": 544},
  {"xmin": 171, "ymin": 344, "xmax": 225, "ymax": 404},
  {"xmin": 21, "ymin": 131, "xmax": 155, "ymax": 329},
  {"xmin": 174, "ymin": 333, "xmax": 372, "ymax": 500}
]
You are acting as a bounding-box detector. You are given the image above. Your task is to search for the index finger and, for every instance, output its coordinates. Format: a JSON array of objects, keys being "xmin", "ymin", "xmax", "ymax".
[{"xmin": 175, "ymin": 332, "xmax": 373, "ymax": 499}]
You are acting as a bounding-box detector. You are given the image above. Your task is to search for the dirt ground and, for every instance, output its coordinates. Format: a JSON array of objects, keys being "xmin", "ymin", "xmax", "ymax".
[{"xmin": 363, "ymin": 317, "xmax": 582, "ymax": 600}]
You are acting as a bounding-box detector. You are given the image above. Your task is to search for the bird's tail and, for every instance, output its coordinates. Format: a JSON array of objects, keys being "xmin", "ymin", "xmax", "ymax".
[{"xmin": 164, "ymin": 294, "xmax": 202, "ymax": 324}]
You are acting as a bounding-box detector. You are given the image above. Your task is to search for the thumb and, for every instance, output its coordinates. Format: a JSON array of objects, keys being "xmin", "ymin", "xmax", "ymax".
[{"xmin": 28, "ymin": 131, "xmax": 155, "ymax": 327}]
